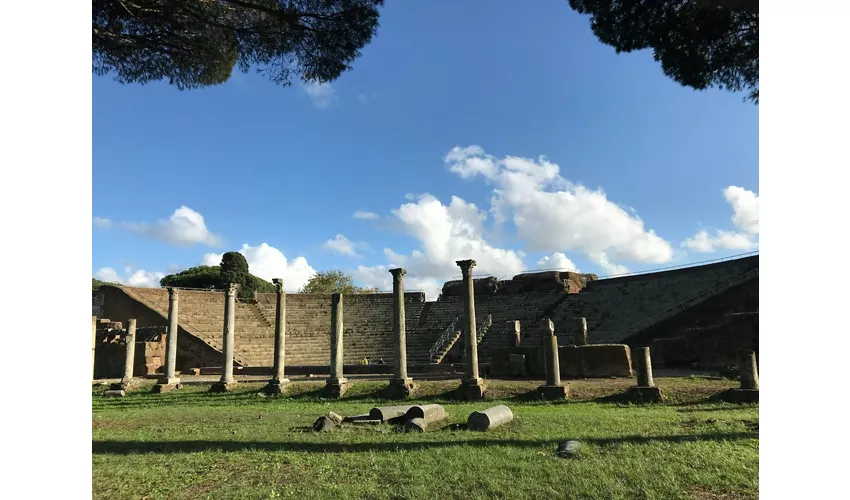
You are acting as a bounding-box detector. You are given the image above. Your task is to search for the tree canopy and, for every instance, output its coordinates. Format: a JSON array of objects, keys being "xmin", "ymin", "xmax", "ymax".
[
  {"xmin": 568, "ymin": 0, "xmax": 759, "ymax": 103},
  {"xmin": 159, "ymin": 265, "xmax": 276, "ymax": 295},
  {"xmin": 93, "ymin": 0, "xmax": 384, "ymax": 90},
  {"xmin": 299, "ymin": 270, "xmax": 378, "ymax": 294}
]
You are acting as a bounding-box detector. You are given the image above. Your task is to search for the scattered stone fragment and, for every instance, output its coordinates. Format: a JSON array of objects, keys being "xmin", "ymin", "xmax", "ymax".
[
  {"xmin": 313, "ymin": 416, "xmax": 338, "ymax": 432},
  {"xmin": 404, "ymin": 418, "xmax": 428, "ymax": 432},
  {"xmin": 556, "ymin": 440, "xmax": 582, "ymax": 458},
  {"xmin": 104, "ymin": 390, "xmax": 125, "ymax": 397},
  {"xmin": 467, "ymin": 405, "xmax": 514, "ymax": 431},
  {"xmin": 403, "ymin": 405, "xmax": 448, "ymax": 431},
  {"xmin": 327, "ymin": 412, "xmax": 343, "ymax": 425},
  {"xmin": 369, "ymin": 405, "xmax": 415, "ymax": 422},
  {"xmin": 342, "ymin": 413, "xmax": 373, "ymax": 423}
]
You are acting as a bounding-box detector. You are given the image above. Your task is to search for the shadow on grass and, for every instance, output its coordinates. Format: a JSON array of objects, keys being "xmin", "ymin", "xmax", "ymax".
[{"xmin": 92, "ymin": 431, "xmax": 757, "ymax": 455}]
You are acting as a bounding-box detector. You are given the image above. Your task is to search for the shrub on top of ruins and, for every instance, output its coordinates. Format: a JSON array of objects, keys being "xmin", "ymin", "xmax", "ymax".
[
  {"xmin": 158, "ymin": 265, "xmax": 275, "ymax": 296},
  {"xmin": 299, "ymin": 270, "xmax": 379, "ymax": 294}
]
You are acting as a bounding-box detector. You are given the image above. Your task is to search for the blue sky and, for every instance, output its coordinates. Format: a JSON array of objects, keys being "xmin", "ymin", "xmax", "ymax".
[{"xmin": 92, "ymin": 0, "xmax": 759, "ymax": 297}]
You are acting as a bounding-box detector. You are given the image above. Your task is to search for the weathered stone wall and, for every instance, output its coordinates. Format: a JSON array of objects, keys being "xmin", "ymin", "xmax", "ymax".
[
  {"xmin": 651, "ymin": 312, "xmax": 759, "ymax": 369},
  {"xmin": 93, "ymin": 323, "xmax": 167, "ymax": 378},
  {"xmin": 488, "ymin": 343, "xmax": 632, "ymax": 378}
]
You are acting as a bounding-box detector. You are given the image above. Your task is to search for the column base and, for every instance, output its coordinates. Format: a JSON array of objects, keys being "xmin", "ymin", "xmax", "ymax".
[
  {"xmin": 537, "ymin": 384, "xmax": 570, "ymax": 400},
  {"xmin": 723, "ymin": 388, "xmax": 759, "ymax": 403},
  {"xmin": 625, "ymin": 385, "xmax": 663, "ymax": 403},
  {"xmin": 263, "ymin": 378, "xmax": 290, "ymax": 395},
  {"xmin": 324, "ymin": 378, "xmax": 350, "ymax": 398},
  {"xmin": 151, "ymin": 380, "xmax": 182, "ymax": 394},
  {"xmin": 110, "ymin": 379, "xmax": 137, "ymax": 391},
  {"xmin": 383, "ymin": 378, "xmax": 418, "ymax": 399},
  {"xmin": 209, "ymin": 380, "xmax": 237, "ymax": 393},
  {"xmin": 456, "ymin": 378, "xmax": 487, "ymax": 401}
]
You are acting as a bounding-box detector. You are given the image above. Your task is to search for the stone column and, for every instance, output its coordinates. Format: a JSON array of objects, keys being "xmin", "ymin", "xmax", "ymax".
[
  {"xmin": 153, "ymin": 287, "xmax": 182, "ymax": 393},
  {"xmin": 572, "ymin": 317, "xmax": 588, "ymax": 346},
  {"xmin": 626, "ymin": 346, "xmax": 662, "ymax": 402},
  {"xmin": 211, "ymin": 284, "xmax": 238, "ymax": 392},
  {"xmin": 264, "ymin": 278, "xmax": 290, "ymax": 395},
  {"xmin": 91, "ymin": 316, "xmax": 97, "ymax": 382},
  {"xmin": 113, "ymin": 319, "xmax": 137, "ymax": 390},
  {"xmin": 538, "ymin": 319, "xmax": 568, "ymax": 399},
  {"xmin": 507, "ymin": 320, "xmax": 521, "ymax": 347},
  {"xmin": 324, "ymin": 293, "xmax": 349, "ymax": 397},
  {"xmin": 727, "ymin": 349, "xmax": 759, "ymax": 403},
  {"xmin": 456, "ymin": 259, "xmax": 486, "ymax": 400},
  {"xmin": 385, "ymin": 268, "xmax": 417, "ymax": 398}
]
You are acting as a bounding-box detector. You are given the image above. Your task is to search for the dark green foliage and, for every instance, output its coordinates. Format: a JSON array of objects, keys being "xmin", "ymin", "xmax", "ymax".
[
  {"xmin": 92, "ymin": 0, "xmax": 383, "ymax": 90},
  {"xmin": 92, "ymin": 278, "xmax": 121, "ymax": 291},
  {"xmin": 220, "ymin": 252, "xmax": 255, "ymax": 299},
  {"xmin": 299, "ymin": 269, "xmax": 379, "ymax": 294},
  {"xmin": 159, "ymin": 264, "xmax": 275, "ymax": 296},
  {"xmin": 569, "ymin": 0, "xmax": 759, "ymax": 103}
]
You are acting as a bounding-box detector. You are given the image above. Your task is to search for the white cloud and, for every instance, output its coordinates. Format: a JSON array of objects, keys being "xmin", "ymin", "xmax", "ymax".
[
  {"xmin": 352, "ymin": 210, "xmax": 379, "ymax": 220},
  {"xmin": 724, "ymin": 186, "xmax": 759, "ymax": 234},
  {"xmin": 125, "ymin": 206, "xmax": 222, "ymax": 247},
  {"xmin": 95, "ymin": 266, "xmax": 164, "ymax": 288},
  {"xmin": 536, "ymin": 252, "xmax": 579, "ymax": 272},
  {"xmin": 92, "ymin": 217, "xmax": 111, "ymax": 230},
  {"xmin": 682, "ymin": 229, "xmax": 758, "ymax": 253},
  {"xmin": 322, "ymin": 234, "xmax": 366, "ymax": 258},
  {"xmin": 591, "ymin": 252, "xmax": 629, "ymax": 276},
  {"xmin": 303, "ymin": 81, "xmax": 336, "ymax": 108},
  {"xmin": 201, "ymin": 243, "xmax": 316, "ymax": 292},
  {"xmin": 443, "ymin": 145, "xmax": 675, "ymax": 266},
  {"xmin": 682, "ymin": 186, "xmax": 759, "ymax": 254},
  {"xmin": 349, "ymin": 194, "xmax": 526, "ymax": 299}
]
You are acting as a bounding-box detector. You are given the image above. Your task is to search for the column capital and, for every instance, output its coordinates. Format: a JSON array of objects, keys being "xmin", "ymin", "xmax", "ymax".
[
  {"xmin": 272, "ymin": 278, "xmax": 284, "ymax": 294},
  {"xmin": 331, "ymin": 292, "xmax": 342, "ymax": 304},
  {"xmin": 167, "ymin": 287, "xmax": 179, "ymax": 299},
  {"xmin": 389, "ymin": 268, "xmax": 407, "ymax": 279},
  {"xmin": 456, "ymin": 259, "xmax": 477, "ymax": 276},
  {"xmin": 225, "ymin": 283, "xmax": 240, "ymax": 296}
]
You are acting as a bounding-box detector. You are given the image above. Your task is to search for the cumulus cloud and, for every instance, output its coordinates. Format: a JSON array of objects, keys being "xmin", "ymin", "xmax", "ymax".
[
  {"xmin": 95, "ymin": 266, "xmax": 164, "ymax": 287},
  {"xmin": 536, "ymin": 252, "xmax": 579, "ymax": 272},
  {"xmin": 303, "ymin": 81, "xmax": 336, "ymax": 108},
  {"xmin": 724, "ymin": 186, "xmax": 759, "ymax": 234},
  {"xmin": 125, "ymin": 206, "xmax": 222, "ymax": 247},
  {"xmin": 352, "ymin": 210, "xmax": 379, "ymax": 220},
  {"xmin": 591, "ymin": 252, "xmax": 630, "ymax": 276},
  {"xmin": 348, "ymin": 194, "xmax": 526, "ymax": 299},
  {"xmin": 92, "ymin": 217, "xmax": 111, "ymax": 230},
  {"xmin": 443, "ymin": 145, "xmax": 674, "ymax": 265},
  {"xmin": 682, "ymin": 186, "xmax": 759, "ymax": 254},
  {"xmin": 682, "ymin": 230, "xmax": 758, "ymax": 253},
  {"xmin": 322, "ymin": 234, "xmax": 367, "ymax": 258},
  {"xmin": 202, "ymin": 243, "xmax": 316, "ymax": 292}
]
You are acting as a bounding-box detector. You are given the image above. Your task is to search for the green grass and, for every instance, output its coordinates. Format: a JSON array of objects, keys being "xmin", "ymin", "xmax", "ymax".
[{"xmin": 93, "ymin": 378, "xmax": 758, "ymax": 500}]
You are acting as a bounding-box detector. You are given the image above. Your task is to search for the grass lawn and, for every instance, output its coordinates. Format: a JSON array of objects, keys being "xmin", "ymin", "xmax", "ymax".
[{"xmin": 92, "ymin": 377, "xmax": 758, "ymax": 500}]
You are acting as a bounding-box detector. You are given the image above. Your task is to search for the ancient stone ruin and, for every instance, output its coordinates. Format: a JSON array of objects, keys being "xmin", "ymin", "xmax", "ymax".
[{"xmin": 93, "ymin": 254, "xmax": 758, "ymax": 383}]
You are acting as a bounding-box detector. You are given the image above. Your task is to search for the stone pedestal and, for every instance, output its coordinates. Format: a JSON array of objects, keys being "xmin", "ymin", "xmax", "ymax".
[
  {"xmin": 509, "ymin": 353, "xmax": 527, "ymax": 377},
  {"xmin": 264, "ymin": 278, "xmax": 290, "ymax": 395},
  {"xmin": 538, "ymin": 384, "xmax": 570, "ymax": 399},
  {"xmin": 152, "ymin": 379, "xmax": 183, "ymax": 393},
  {"xmin": 264, "ymin": 378, "xmax": 291, "ymax": 395},
  {"xmin": 384, "ymin": 377, "xmax": 418, "ymax": 399},
  {"xmin": 153, "ymin": 288, "xmax": 181, "ymax": 394},
  {"xmin": 507, "ymin": 320, "xmax": 521, "ymax": 347},
  {"xmin": 626, "ymin": 347, "xmax": 662, "ymax": 402},
  {"xmin": 324, "ymin": 378, "xmax": 350, "ymax": 398},
  {"xmin": 537, "ymin": 321, "xmax": 569, "ymax": 400},
  {"xmin": 458, "ymin": 377, "xmax": 487, "ymax": 401}
]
